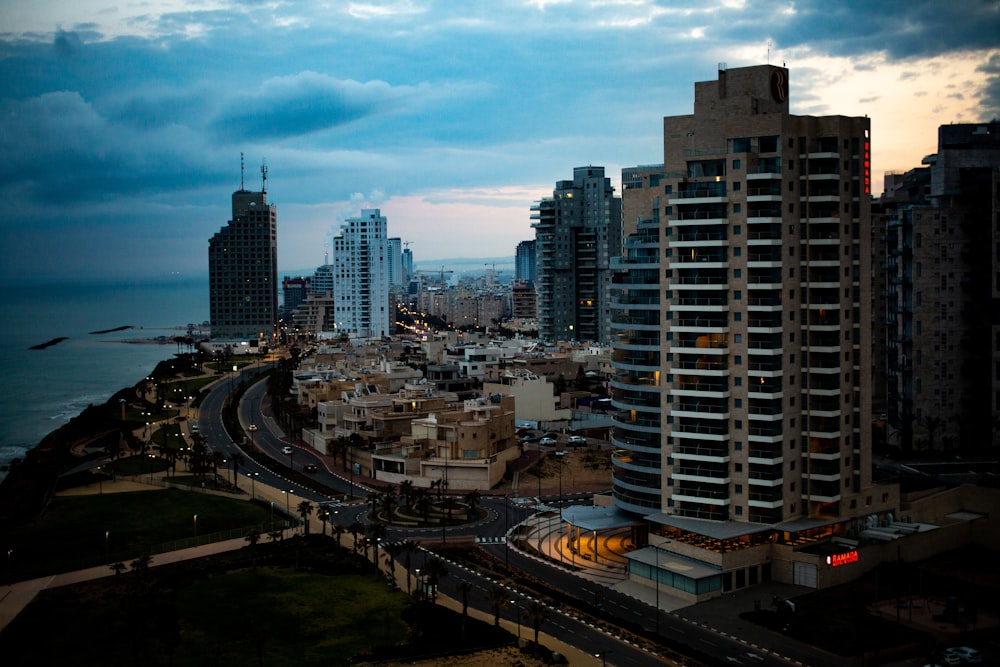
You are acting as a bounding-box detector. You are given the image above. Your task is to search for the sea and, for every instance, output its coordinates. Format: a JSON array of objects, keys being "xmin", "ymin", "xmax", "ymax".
[{"xmin": 0, "ymin": 280, "xmax": 208, "ymax": 481}]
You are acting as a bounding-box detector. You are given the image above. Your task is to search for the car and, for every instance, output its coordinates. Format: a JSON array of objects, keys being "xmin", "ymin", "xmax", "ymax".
[
  {"xmin": 945, "ymin": 647, "xmax": 982, "ymax": 664},
  {"xmin": 539, "ymin": 437, "xmax": 557, "ymax": 446},
  {"xmin": 304, "ymin": 464, "xmax": 318, "ymax": 473},
  {"xmin": 520, "ymin": 435, "xmax": 541, "ymax": 443},
  {"xmin": 248, "ymin": 424, "xmax": 258, "ymax": 431},
  {"xmin": 567, "ymin": 435, "xmax": 587, "ymax": 445},
  {"xmin": 281, "ymin": 446, "xmax": 293, "ymax": 455},
  {"xmin": 542, "ymin": 432, "xmax": 560, "ymax": 440}
]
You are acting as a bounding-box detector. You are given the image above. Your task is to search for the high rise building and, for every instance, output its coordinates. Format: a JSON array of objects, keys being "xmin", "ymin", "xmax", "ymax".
[
  {"xmin": 281, "ymin": 276, "xmax": 311, "ymax": 315},
  {"xmin": 515, "ymin": 239, "xmax": 537, "ymax": 285},
  {"xmin": 532, "ymin": 166, "xmax": 622, "ymax": 343},
  {"xmin": 311, "ymin": 264, "xmax": 334, "ymax": 295},
  {"xmin": 331, "ymin": 209, "xmax": 390, "ymax": 339},
  {"xmin": 387, "ymin": 237, "xmax": 404, "ymax": 288},
  {"xmin": 881, "ymin": 121, "xmax": 1000, "ymax": 452},
  {"xmin": 208, "ymin": 166, "xmax": 278, "ymax": 341},
  {"xmin": 609, "ymin": 65, "xmax": 890, "ymax": 597},
  {"xmin": 402, "ymin": 246, "xmax": 414, "ymax": 285}
]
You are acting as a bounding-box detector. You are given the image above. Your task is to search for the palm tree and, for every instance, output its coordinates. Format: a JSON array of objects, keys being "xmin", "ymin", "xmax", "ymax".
[
  {"xmin": 421, "ymin": 557, "xmax": 448, "ymax": 604},
  {"xmin": 348, "ymin": 521, "xmax": 365, "ymax": 553},
  {"xmin": 400, "ymin": 540, "xmax": 420, "ymax": 594},
  {"xmin": 456, "ymin": 580, "xmax": 473, "ymax": 639},
  {"xmin": 231, "ymin": 452, "xmax": 245, "ymax": 489},
  {"xmin": 525, "ymin": 599, "xmax": 551, "ymax": 646},
  {"xmin": 332, "ymin": 523, "xmax": 345, "ymax": 548},
  {"xmin": 399, "ymin": 479, "xmax": 414, "ymax": 509},
  {"xmin": 464, "ymin": 489, "xmax": 481, "ymax": 520},
  {"xmin": 380, "ymin": 492, "xmax": 398, "ymax": 526},
  {"xmin": 296, "ymin": 501, "xmax": 314, "ymax": 534},
  {"xmin": 486, "ymin": 585, "xmax": 508, "ymax": 627},
  {"xmin": 383, "ymin": 540, "xmax": 403, "ymax": 584},
  {"xmin": 367, "ymin": 490, "xmax": 382, "ymax": 520},
  {"xmin": 368, "ymin": 521, "xmax": 387, "ymax": 569},
  {"xmin": 316, "ymin": 507, "xmax": 331, "ymax": 536},
  {"xmin": 414, "ymin": 489, "xmax": 433, "ymax": 523}
]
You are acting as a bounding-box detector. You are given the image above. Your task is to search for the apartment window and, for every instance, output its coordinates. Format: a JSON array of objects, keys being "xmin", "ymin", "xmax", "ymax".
[
  {"xmin": 735, "ymin": 484, "xmax": 743, "ymax": 493},
  {"xmin": 733, "ymin": 181, "xmax": 741, "ymax": 191},
  {"xmin": 735, "ymin": 355, "xmax": 742, "ymax": 365},
  {"xmin": 734, "ymin": 203, "xmax": 742, "ymax": 213},
  {"xmin": 733, "ymin": 159, "xmax": 741, "ymax": 169},
  {"xmin": 734, "ymin": 268, "xmax": 742, "ymax": 278}
]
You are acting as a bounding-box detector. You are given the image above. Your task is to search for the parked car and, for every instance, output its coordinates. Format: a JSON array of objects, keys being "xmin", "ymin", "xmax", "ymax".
[
  {"xmin": 520, "ymin": 435, "xmax": 541, "ymax": 443},
  {"xmin": 945, "ymin": 647, "xmax": 982, "ymax": 664},
  {"xmin": 567, "ymin": 435, "xmax": 587, "ymax": 446},
  {"xmin": 304, "ymin": 464, "xmax": 318, "ymax": 473},
  {"xmin": 539, "ymin": 437, "xmax": 557, "ymax": 446},
  {"xmin": 281, "ymin": 446, "xmax": 293, "ymax": 455},
  {"xmin": 248, "ymin": 424, "xmax": 258, "ymax": 431}
]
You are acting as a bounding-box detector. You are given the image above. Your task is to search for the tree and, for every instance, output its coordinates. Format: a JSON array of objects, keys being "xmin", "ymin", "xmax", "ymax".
[
  {"xmin": 399, "ymin": 479, "xmax": 414, "ymax": 508},
  {"xmin": 297, "ymin": 501, "xmax": 314, "ymax": 534},
  {"xmin": 332, "ymin": 523, "xmax": 345, "ymax": 548},
  {"xmin": 383, "ymin": 540, "xmax": 403, "ymax": 585},
  {"xmin": 486, "ymin": 585, "xmax": 508, "ymax": 627},
  {"xmin": 400, "ymin": 539, "xmax": 420, "ymax": 594},
  {"xmin": 456, "ymin": 580, "xmax": 473, "ymax": 639},
  {"xmin": 368, "ymin": 521, "xmax": 387, "ymax": 569},
  {"xmin": 231, "ymin": 452, "xmax": 245, "ymax": 489},
  {"xmin": 463, "ymin": 489, "xmax": 481, "ymax": 520},
  {"xmin": 414, "ymin": 489, "xmax": 433, "ymax": 523},
  {"xmin": 316, "ymin": 507, "xmax": 331, "ymax": 536},
  {"xmin": 380, "ymin": 492, "xmax": 398, "ymax": 526},
  {"xmin": 348, "ymin": 521, "xmax": 365, "ymax": 553},
  {"xmin": 525, "ymin": 599, "xmax": 551, "ymax": 646},
  {"xmin": 109, "ymin": 561, "xmax": 127, "ymax": 578}
]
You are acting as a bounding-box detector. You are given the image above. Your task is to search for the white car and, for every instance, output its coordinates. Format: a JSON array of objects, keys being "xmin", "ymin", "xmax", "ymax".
[
  {"xmin": 539, "ymin": 437, "xmax": 557, "ymax": 446},
  {"xmin": 567, "ymin": 435, "xmax": 587, "ymax": 445},
  {"xmin": 281, "ymin": 446, "xmax": 293, "ymax": 455}
]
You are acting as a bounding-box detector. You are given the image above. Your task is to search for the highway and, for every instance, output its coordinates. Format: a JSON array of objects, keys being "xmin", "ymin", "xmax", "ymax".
[{"xmin": 198, "ymin": 368, "xmax": 818, "ymax": 667}]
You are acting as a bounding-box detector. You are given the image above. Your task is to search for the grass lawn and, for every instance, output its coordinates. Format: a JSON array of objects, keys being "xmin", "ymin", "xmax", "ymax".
[
  {"xmin": 4, "ymin": 488, "xmax": 271, "ymax": 580},
  {"xmin": 0, "ymin": 541, "xmax": 411, "ymax": 667}
]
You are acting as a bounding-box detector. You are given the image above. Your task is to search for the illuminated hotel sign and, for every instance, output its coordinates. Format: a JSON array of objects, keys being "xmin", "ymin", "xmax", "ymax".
[
  {"xmin": 826, "ymin": 550, "xmax": 859, "ymax": 567},
  {"xmin": 863, "ymin": 129, "xmax": 871, "ymax": 195}
]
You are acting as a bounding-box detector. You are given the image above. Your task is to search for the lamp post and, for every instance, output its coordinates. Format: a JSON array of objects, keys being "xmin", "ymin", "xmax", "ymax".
[
  {"xmin": 248, "ymin": 471, "xmax": 258, "ymax": 499},
  {"xmin": 105, "ymin": 531, "xmax": 110, "ymax": 564},
  {"xmin": 193, "ymin": 514, "xmax": 198, "ymax": 538},
  {"xmin": 285, "ymin": 489, "xmax": 292, "ymax": 516},
  {"xmin": 595, "ymin": 650, "xmax": 611, "ymax": 667},
  {"xmin": 270, "ymin": 500, "xmax": 274, "ymax": 531},
  {"xmin": 511, "ymin": 597, "xmax": 521, "ymax": 641},
  {"xmin": 655, "ymin": 545, "xmax": 660, "ymax": 635}
]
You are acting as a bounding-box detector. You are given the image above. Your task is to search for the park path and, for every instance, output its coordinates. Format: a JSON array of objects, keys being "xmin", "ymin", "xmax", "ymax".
[{"xmin": 0, "ymin": 476, "xmax": 600, "ymax": 665}]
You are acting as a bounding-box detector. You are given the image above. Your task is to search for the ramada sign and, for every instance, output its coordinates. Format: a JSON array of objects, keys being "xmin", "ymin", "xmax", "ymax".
[{"xmin": 826, "ymin": 550, "xmax": 859, "ymax": 567}]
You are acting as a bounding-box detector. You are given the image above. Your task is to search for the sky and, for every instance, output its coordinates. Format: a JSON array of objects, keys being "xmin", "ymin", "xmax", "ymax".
[{"xmin": 1, "ymin": 1, "xmax": 997, "ymax": 285}]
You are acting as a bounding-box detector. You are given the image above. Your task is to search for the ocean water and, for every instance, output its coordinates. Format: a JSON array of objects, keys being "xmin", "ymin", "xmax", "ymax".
[{"xmin": 0, "ymin": 280, "xmax": 208, "ymax": 474}]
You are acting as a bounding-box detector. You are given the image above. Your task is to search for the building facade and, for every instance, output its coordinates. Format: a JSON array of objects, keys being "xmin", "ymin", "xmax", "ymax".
[
  {"xmin": 208, "ymin": 174, "xmax": 278, "ymax": 341},
  {"xmin": 533, "ymin": 166, "xmax": 622, "ymax": 343},
  {"xmin": 606, "ymin": 67, "xmax": 890, "ymax": 600},
  {"xmin": 515, "ymin": 239, "xmax": 537, "ymax": 285},
  {"xmin": 882, "ymin": 121, "xmax": 1000, "ymax": 452},
  {"xmin": 331, "ymin": 209, "xmax": 390, "ymax": 339}
]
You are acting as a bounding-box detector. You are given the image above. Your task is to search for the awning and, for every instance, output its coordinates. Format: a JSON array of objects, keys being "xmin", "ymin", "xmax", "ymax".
[
  {"xmin": 647, "ymin": 513, "xmax": 771, "ymax": 540},
  {"xmin": 561, "ymin": 505, "xmax": 641, "ymax": 531}
]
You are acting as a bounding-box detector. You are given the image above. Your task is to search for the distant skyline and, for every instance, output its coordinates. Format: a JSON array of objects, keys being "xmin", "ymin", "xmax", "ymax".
[{"xmin": 1, "ymin": 1, "xmax": 997, "ymax": 284}]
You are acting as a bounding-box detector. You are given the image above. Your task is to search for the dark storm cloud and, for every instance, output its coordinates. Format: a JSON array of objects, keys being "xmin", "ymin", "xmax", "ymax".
[
  {"xmin": 977, "ymin": 53, "xmax": 1000, "ymax": 119},
  {"xmin": 755, "ymin": 0, "xmax": 1000, "ymax": 60},
  {"xmin": 211, "ymin": 73, "xmax": 393, "ymax": 140}
]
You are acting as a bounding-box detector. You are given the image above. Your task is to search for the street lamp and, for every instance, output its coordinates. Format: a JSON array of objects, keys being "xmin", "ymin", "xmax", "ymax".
[
  {"xmin": 285, "ymin": 489, "xmax": 292, "ymax": 516},
  {"xmin": 248, "ymin": 471, "xmax": 258, "ymax": 499},
  {"xmin": 595, "ymin": 650, "xmax": 611, "ymax": 666},
  {"xmin": 105, "ymin": 531, "xmax": 110, "ymax": 564},
  {"xmin": 193, "ymin": 514, "xmax": 198, "ymax": 538},
  {"xmin": 511, "ymin": 597, "xmax": 521, "ymax": 641}
]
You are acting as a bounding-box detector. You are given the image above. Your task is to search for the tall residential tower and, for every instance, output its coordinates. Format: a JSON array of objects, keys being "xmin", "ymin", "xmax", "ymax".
[
  {"xmin": 609, "ymin": 65, "xmax": 891, "ymax": 598},
  {"xmin": 208, "ymin": 164, "xmax": 278, "ymax": 341},
  {"xmin": 331, "ymin": 209, "xmax": 390, "ymax": 339},
  {"xmin": 532, "ymin": 166, "xmax": 622, "ymax": 343}
]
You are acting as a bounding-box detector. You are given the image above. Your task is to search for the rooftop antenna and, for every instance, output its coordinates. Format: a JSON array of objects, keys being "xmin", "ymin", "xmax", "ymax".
[
  {"xmin": 767, "ymin": 40, "xmax": 772, "ymax": 65},
  {"xmin": 260, "ymin": 160, "xmax": 268, "ymax": 193},
  {"xmin": 240, "ymin": 152, "xmax": 245, "ymax": 191}
]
